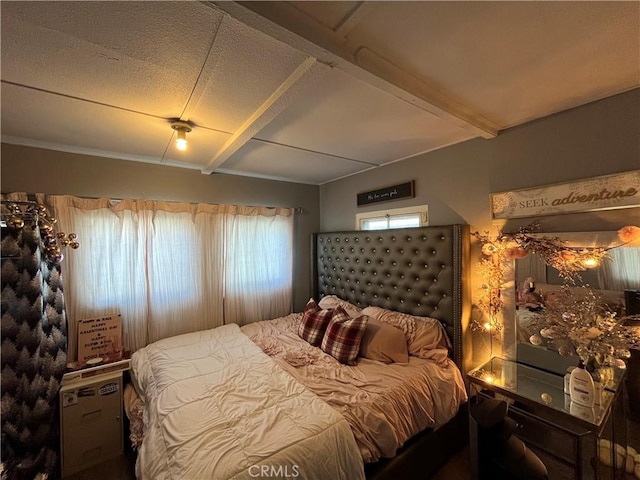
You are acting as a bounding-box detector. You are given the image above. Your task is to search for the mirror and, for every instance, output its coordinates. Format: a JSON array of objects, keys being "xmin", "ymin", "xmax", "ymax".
[{"xmin": 514, "ymin": 231, "xmax": 640, "ymax": 374}]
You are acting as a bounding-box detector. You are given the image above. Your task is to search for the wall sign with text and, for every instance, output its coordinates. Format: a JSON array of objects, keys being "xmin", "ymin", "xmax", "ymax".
[
  {"xmin": 357, "ymin": 181, "xmax": 415, "ymax": 206},
  {"xmin": 491, "ymin": 170, "xmax": 640, "ymax": 220}
]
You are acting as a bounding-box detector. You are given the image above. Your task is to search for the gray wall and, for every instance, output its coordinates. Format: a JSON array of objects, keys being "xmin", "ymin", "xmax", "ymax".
[
  {"xmin": 320, "ymin": 88, "xmax": 640, "ymax": 368},
  {"xmin": 320, "ymin": 88, "xmax": 640, "ymax": 234},
  {"xmin": 0, "ymin": 144, "xmax": 320, "ymax": 312}
]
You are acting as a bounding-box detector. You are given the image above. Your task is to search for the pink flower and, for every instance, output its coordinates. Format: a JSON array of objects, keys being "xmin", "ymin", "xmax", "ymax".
[{"xmin": 618, "ymin": 225, "xmax": 640, "ymax": 243}]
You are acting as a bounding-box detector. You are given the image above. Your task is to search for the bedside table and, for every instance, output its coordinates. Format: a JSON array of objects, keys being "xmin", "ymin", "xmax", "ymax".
[
  {"xmin": 60, "ymin": 365, "xmax": 129, "ymax": 477},
  {"xmin": 467, "ymin": 357, "xmax": 627, "ymax": 480}
]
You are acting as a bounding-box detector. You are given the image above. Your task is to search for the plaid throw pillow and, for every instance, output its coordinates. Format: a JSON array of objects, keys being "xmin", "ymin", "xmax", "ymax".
[
  {"xmin": 321, "ymin": 311, "xmax": 368, "ymax": 365},
  {"xmin": 298, "ymin": 298, "xmax": 334, "ymax": 347}
]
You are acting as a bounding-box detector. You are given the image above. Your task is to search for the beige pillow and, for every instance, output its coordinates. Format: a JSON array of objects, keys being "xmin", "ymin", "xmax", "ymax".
[
  {"xmin": 362, "ymin": 306, "xmax": 450, "ymax": 359},
  {"xmin": 359, "ymin": 318, "xmax": 409, "ymax": 364}
]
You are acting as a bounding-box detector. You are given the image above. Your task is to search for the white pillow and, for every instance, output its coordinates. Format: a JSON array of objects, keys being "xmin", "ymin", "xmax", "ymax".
[{"xmin": 318, "ymin": 295, "xmax": 362, "ymax": 318}]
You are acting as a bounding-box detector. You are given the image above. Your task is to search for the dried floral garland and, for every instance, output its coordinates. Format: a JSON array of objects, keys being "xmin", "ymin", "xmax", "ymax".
[{"xmin": 471, "ymin": 223, "xmax": 554, "ymax": 334}]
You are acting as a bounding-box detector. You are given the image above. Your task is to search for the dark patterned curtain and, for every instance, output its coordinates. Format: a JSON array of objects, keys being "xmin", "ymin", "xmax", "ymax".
[{"xmin": 1, "ymin": 222, "xmax": 68, "ymax": 480}]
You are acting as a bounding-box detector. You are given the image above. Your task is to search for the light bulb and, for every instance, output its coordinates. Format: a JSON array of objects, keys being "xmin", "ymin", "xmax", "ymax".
[
  {"xmin": 176, "ymin": 130, "xmax": 187, "ymax": 151},
  {"xmin": 582, "ymin": 257, "xmax": 600, "ymax": 268},
  {"xmin": 170, "ymin": 121, "xmax": 192, "ymax": 151},
  {"xmin": 483, "ymin": 322, "xmax": 492, "ymax": 331}
]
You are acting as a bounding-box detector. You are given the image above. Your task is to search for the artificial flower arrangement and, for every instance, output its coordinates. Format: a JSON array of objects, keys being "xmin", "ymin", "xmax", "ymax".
[
  {"xmin": 525, "ymin": 283, "xmax": 639, "ymax": 369},
  {"xmin": 471, "ymin": 224, "xmax": 640, "ymax": 369}
]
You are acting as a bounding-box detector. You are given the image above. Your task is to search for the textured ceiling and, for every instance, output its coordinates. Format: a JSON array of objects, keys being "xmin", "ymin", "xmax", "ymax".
[{"xmin": 1, "ymin": 1, "xmax": 638, "ymax": 185}]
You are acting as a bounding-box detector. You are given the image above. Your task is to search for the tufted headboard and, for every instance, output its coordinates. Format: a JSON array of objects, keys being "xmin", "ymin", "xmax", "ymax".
[{"xmin": 311, "ymin": 225, "xmax": 470, "ymax": 369}]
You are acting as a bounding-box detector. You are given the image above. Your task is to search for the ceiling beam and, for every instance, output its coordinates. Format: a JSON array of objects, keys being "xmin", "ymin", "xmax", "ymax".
[
  {"xmin": 201, "ymin": 56, "xmax": 324, "ymax": 174},
  {"xmin": 333, "ymin": 2, "xmax": 372, "ymax": 39},
  {"xmin": 354, "ymin": 48, "xmax": 499, "ymax": 138},
  {"xmin": 210, "ymin": 1, "xmax": 498, "ymax": 139}
]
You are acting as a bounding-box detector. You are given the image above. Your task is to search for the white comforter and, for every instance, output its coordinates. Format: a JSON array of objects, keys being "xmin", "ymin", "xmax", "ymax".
[{"xmin": 131, "ymin": 324, "xmax": 365, "ymax": 480}]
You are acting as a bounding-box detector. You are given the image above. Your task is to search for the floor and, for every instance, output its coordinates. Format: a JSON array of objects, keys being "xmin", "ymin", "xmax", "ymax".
[
  {"xmin": 66, "ymin": 418, "xmax": 640, "ymax": 480},
  {"xmin": 66, "ymin": 443, "xmax": 470, "ymax": 480},
  {"xmin": 65, "ymin": 446, "xmax": 136, "ymax": 480},
  {"xmin": 431, "ymin": 446, "xmax": 471, "ymax": 480}
]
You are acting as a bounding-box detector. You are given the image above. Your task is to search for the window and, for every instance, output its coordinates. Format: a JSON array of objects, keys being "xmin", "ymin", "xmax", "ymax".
[
  {"xmin": 45, "ymin": 195, "xmax": 294, "ymax": 355},
  {"xmin": 356, "ymin": 205, "xmax": 428, "ymax": 231}
]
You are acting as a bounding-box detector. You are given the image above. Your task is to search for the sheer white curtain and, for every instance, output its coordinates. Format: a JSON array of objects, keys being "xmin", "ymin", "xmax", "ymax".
[
  {"xmin": 597, "ymin": 247, "xmax": 640, "ymax": 291},
  {"xmin": 223, "ymin": 207, "xmax": 294, "ymax": 326},
  {"xmin": 45, "ymin": 195, "xmax": 293, "ymax": 358},
  {"xmin": 515, "ymin": 254, "xmax": 548, "ymax": 286}
]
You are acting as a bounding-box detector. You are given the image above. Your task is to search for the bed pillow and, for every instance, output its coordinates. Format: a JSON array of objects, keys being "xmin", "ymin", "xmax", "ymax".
[
  {"xmin": 361, "ymin": 306, "xmax": 451, "ymax": 359},
  {"xmin": 359, "ymin": 318, "xmax": 409, "ymax": 364},
  {"xmin": 298, "ymin": 298, "xmax": 335, "ymax": 347},
  {"xmin": 318, "ymin": 295, "xmax": 362, "ymax": 318},
  {"xmin": 321, "ymin": 310, "xmax": 368, "ymax": 365}
]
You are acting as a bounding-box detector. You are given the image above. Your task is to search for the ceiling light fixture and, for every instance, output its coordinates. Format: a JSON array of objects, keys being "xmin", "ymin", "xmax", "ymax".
[{"xmin": 171, "ymin": 121, "xmax": 192, "ymax": 151}]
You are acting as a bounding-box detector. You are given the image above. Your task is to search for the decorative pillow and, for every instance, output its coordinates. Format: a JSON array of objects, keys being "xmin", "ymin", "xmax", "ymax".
[
  {"xmin": 298, "ymin": 298, "xmax": 335, "ymax": 347},
  {"xmin": 359, "ymin": 318, "xmax": 409, "ymax": 364},
  {"xmin": 318, "ymin": 295, "xmax": 362, "ymax": 318},
  {"xmin": 361, "ymin": 306, "xmax": 450, "ymax": 359},
  {"xmin": 321, "ymin": 309, "xmax": 368, "ymax": 365}
]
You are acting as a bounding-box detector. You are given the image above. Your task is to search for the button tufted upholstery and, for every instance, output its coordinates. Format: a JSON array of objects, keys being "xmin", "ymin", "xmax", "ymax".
[{"xmin": 312, "ymin": 225, "xmax": 469, "ymax": 368}]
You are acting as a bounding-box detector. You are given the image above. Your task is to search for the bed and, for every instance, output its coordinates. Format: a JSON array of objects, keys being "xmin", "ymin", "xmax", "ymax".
[{"xmin": 129, "ymin": 224, "xmax": 471, "ymax": 480}]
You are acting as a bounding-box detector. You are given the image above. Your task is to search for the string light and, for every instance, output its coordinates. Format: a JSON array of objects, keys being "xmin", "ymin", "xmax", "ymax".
[{"xmin": 580, "ymin": 256, "xmax": 601, "ymax": 268}]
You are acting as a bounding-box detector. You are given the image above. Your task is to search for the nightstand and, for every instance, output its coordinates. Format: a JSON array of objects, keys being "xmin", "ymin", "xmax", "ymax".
[
  {"xmin": 467, "ymin": 357, "xmax": 627, "ymax": 480},
  {"xmin": 60, "ymin": 365, "xmax": 129, "ymax": 477}
]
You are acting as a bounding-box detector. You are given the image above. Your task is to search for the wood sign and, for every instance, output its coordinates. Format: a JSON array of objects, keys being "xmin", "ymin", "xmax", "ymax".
[
  {"xmin": 491, "ymin": 170, "xmax": 640, "ymax": 220},
  {"xmin": 357, "ymin": 181, "xmax": 415, "ymax": 206},
  {"xmin": 77, "ymin": 314, "xmax": 123, "ymax": 363}
]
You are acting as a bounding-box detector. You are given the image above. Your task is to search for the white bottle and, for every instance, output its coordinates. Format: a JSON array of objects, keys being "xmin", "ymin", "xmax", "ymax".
[
  {"xmin": 569, "ymin": 361, "xmax": 595, "ymax": 407},
  {"xmin": 570, "ymin": 401, "xmax": 595, "ymax": 422},
  {"xmin": 564, "ymin": 365, "xmax": 577, "ymax": 394}
]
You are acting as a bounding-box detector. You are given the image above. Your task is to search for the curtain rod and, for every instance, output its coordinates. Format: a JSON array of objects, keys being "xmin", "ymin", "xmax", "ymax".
[{"xmin": 3, "ymin": 192, "xmax": 305, "ymax": 214}]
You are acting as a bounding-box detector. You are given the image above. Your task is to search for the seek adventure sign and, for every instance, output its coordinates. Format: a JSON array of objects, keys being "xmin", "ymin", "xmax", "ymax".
[{"xmin": 491, "ymin": 170, "xmax": 640, "ymax": 220}]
